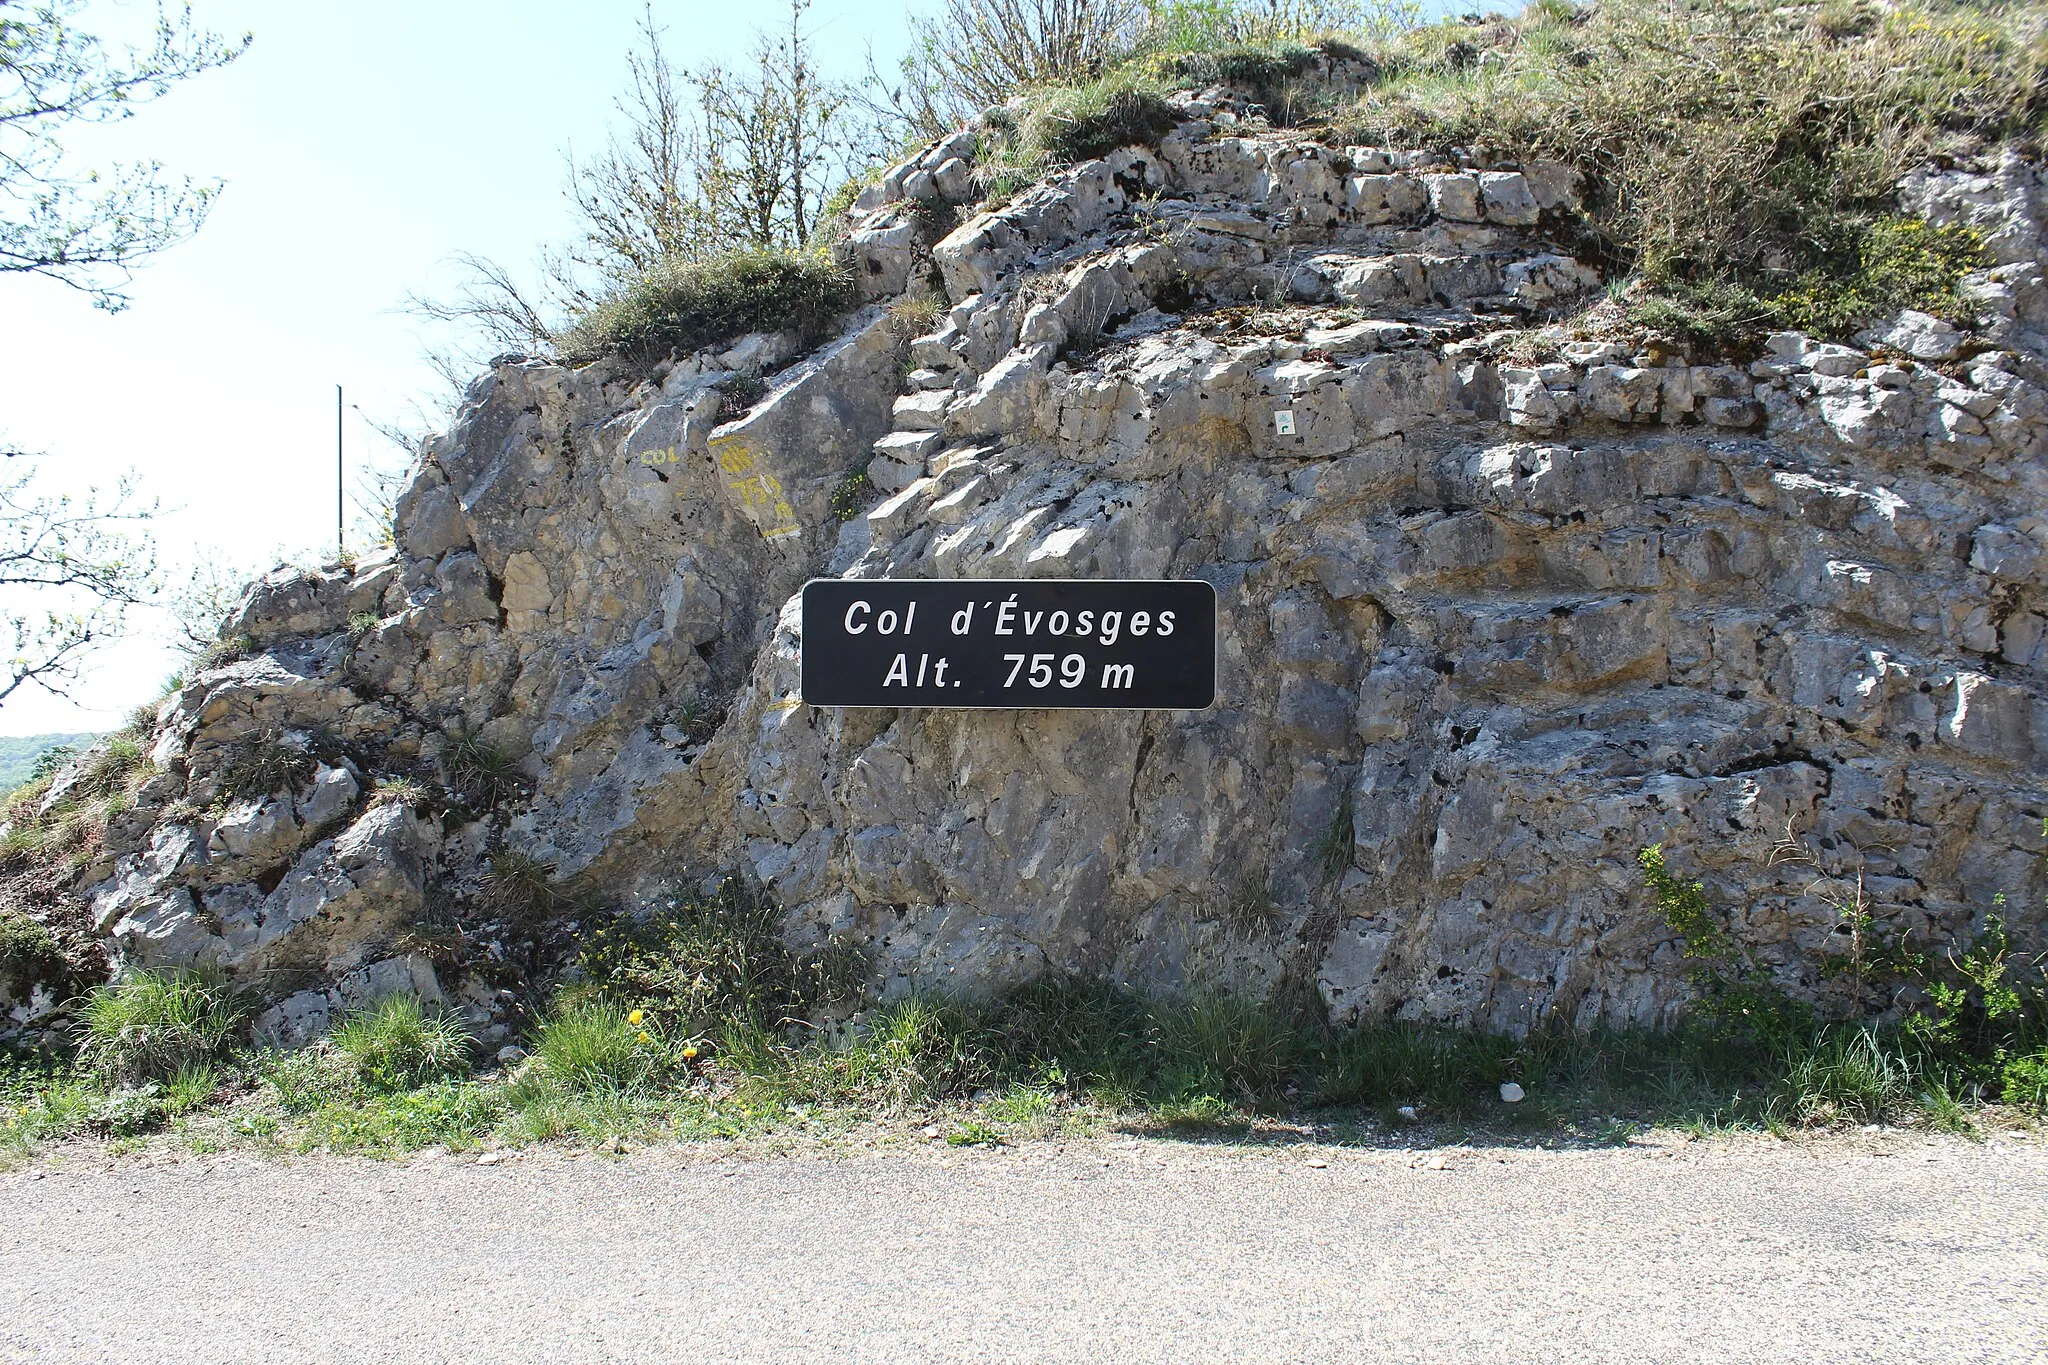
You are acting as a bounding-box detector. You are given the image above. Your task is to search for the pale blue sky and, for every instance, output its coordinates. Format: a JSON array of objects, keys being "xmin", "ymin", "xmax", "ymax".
[{"xmin": 1, "ymin": 0, "xmax": 916, "ymax": 733}]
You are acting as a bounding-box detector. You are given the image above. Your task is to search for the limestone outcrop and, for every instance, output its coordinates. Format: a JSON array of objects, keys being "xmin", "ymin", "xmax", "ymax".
[{"xmin": 15, "ymin": 103, "xmax": 2046, "ymax": 1041}]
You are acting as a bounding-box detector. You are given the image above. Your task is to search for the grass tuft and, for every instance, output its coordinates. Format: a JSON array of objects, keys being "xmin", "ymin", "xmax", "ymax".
[
  {"xmin": 1019, "ymin": 71, "xmax": 1180, "ymax": 164},
  {"xmin": 218, "ymin": 731, "xmax": 316, "ymax": 802},
  {"xmin": 440, "ymin": 726, "xmax": 519, "ymax": 811},
  {"xmin": 75, "ymin": 970, "xmax": 247, "ymax": 1087},
  {"xmin": 555, "ymin": 249, "xmax": 858, "ymax": 368},
  {"xmin": 329, "ymin": 995, "xmax": 473, "ymax": 1093}
]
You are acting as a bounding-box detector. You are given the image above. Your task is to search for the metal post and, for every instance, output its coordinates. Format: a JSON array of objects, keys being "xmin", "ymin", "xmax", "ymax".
[{"xmin": 336, "ymin": 384, "xmax": 345, "ymax": 559}]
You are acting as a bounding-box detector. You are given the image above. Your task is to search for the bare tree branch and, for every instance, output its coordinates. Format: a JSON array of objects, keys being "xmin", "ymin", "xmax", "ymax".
[{"xmin": 0, "ymin": 0, "xmax": 251, "ymax": 309}]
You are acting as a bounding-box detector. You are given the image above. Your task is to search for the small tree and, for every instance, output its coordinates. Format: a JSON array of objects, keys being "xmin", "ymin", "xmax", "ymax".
[{"xmin": 0, "ymin": 0, "xmax": 250, "ymax": 310}]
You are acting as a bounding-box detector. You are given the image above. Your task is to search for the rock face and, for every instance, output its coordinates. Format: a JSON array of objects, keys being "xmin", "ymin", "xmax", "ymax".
[{"xmin": 28, "ymin": 108, "xmax": 2048, "ymax": 1037}]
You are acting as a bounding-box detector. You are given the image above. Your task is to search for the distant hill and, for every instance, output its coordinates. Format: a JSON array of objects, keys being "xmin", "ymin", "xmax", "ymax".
[{"xmin": 0, "ymin": 733, "xmax": 106, "ymax": 794}]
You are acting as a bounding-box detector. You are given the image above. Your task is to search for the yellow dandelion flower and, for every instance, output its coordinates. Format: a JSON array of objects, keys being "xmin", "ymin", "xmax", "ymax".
[
  {"xmin": 636, "ymin": 1030, "xmax": 652, "ymax": 1043},
  {"xmin": 683, "ymin": 1045, "xmax": 700, "ymax": 1059},
  {"xmin": 628, "ymin": 1009, "xmax": 644, "ymax": 1025}
]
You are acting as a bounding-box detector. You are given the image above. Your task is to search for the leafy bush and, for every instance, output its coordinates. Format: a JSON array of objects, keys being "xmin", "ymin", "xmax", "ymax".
[
  {"xmin": 27, "ymin": 745, "xmax": 78, "ymax": 783},
  {"xmin": 0, "ymin": 912, "xmax": 68, "ymax": 998},
  {"xmin": 75, "ymin": 970, "xmax": 247, "ymax": 1086},
  {"xmin": 329, "ymin": 995, "xmax": 473, "ymax": 1093},
  {"xmin": 555, "ymin": 249, "xmax": 858, "ymax": 367},
  {"xmin": 1639, "ymin": 843, "xmax": 1814, "ymax": 1051}
]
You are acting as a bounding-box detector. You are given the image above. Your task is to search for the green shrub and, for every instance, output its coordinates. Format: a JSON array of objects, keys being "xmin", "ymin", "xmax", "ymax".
[
  {"xmin": 555, "ymin": 250, "xmax": 858, "ymax": 367},
  {"xmin": 2002, "ymin": 1049, "xmax": 2048, "ymax": 1109},
  {"xmin": 28, "ymin": 745, "xmax": 77, "ymax": 783},
  {"xmin": 529, "ymin": 999, "xmax": 667, "ymax": 1093},
  {"xmin": 75, "ymin": 970, "xmax": 247, "ymax": 1086},
  {"xmin": 329, "ymin": 995, "xmax": 473, "ymax": 1093},
  {"xmin": 0, "ymin": 912, "xmax": 68, "ymax": 998}
]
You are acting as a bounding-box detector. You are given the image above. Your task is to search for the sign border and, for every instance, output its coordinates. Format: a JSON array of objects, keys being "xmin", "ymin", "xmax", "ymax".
[{"xmin": 796, "ymin": 576, "xmax": 1221, "ymax": 712}]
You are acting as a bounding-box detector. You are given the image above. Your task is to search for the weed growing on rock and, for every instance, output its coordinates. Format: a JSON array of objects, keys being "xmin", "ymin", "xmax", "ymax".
[
  {"xmin": 1639, "ymin": 837, "xmax": 2048, "ymax": 1125},
  {"xmin": 711, "ymin": 370, "xmax": 769, "ymax": 411},
  {"xmin": 194, "ymin": 633, "xmax": 255, "ymax": 670},
  {"xmin": 827, "ymin": 467, "xmax": 875, "ymax": 524},
  {"xmin": 889, "ymin": 288, "xmax": 947, "ymax": 334},
  {"xmin": 480, "ymin": 850, "xmax": 560, "ymax": 924},
  {"xmin": 218, "ymin": 732, "xmax": 316, "ymax": 802},
  {"xmin": 440, "ymin": 726, "xmax": 519, "ymax": 811}
]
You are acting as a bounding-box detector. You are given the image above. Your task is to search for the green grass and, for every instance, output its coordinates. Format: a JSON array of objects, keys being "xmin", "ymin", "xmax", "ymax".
[
  {"xmin": 75, "ymin": 970, "xmax": 248, "ymax": 1086},
  {"xmin": 1323, "ymin": 0, "xmax": 2043, "ymax": 346},
  {"xmin": 329, "ymin": 996, "xmax": 473, "ymax": 1093},
  {"xmin": 528, "ymin": 999, "xmax": 670, "ymax": 1093},
  {"xmin": 572, "ymin": 876, "xmax": 868, "ymax": 1037},
  {"xmin": 554, "ymin": 249, "xmax": 858, "ymax": 368},
  {"xmin": 5, "ymin": 982, "xmax": 2042, "ymax": 1163}
]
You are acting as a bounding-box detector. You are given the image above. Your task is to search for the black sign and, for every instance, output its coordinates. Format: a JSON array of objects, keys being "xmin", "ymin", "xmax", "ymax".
[{"xmin": 800, "ymin": 578, "xmax": 1217, "ymax": 709}]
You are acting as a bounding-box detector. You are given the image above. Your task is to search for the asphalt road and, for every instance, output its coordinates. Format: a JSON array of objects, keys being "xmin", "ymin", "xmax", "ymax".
[{"xmin": 2, "ymin": 1132, "xmax": 2043, "ymax": 1363}]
